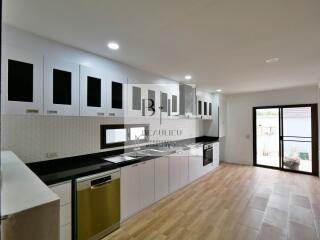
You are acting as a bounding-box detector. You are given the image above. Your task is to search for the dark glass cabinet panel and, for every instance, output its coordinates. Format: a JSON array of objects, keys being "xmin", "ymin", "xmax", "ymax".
[
  {"xmin": 172, "ymin": 95, "xmax": 177, "ymax": 112},
  {"xmin": 132, "ymin": 86, "xmax": 141, "ymax": 110},
  {"xmin": 87, "ymin": 76, "xmax": 101, "ymax": 107},
  {"xmin": 198, "ymin": 101, "xmax": 202, "ymax": 115},
  {"xmin": 53, "ymin": 69, "xmax": 72, "ymax": 105},
  {"xmin": 112, "ymin": 82, "xmax": 123, "ymax": 109},
  {"xmin": 148, "ymin": 90, "xmax": 155, "ymax": 111},
  {"xmin": 209, "ymin": 103, "xmax": 212, "ymax": 115},
  {"xmin": 161, "ymin": 92, "xmax": 168, "ymax": 112},
  {"xmin": 8, "ymin": 59, "xmax": 33, "ymax": 102},
  {"xmin": 204, "ymin": 102, "xmax": 207, "ymax": 115}
]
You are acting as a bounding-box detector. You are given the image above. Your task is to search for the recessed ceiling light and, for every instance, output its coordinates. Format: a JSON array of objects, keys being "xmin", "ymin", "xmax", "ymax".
[
  {"xmin": 216, "ymin": 89, "xmax": 222, "ymax": 92},
  {"xmin": 185, "ymin": 75, "xmax": 192, "ymax": 80},
  {"xmin": 107, "ymin": 42, "xmax": 120, "ymax": 50},
  {"xmin": 265, "ymin": 57, "xmax": 279, "ymax": 63}
]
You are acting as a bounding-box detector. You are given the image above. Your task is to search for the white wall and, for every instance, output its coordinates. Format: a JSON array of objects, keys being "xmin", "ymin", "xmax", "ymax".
[
  {"xmin": 225, "ymin": 85, "xmax": 318, "ymax": 165},
  {"xmin": 1, "ymin": 25, "xmax": 205, "ymax": 163}
]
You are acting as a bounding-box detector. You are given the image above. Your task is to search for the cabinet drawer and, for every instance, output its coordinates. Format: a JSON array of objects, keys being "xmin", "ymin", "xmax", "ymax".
[
  {"xmin": 50, "ymin": 181, "xmax": 72, "ymax": 206},
  {"xmin": 60, "ymin": 223, "xmax": 71, "ymax": 240},
  {"xmin": 60, "ymin": 203, "xmax": 71, "ymax": 226}
]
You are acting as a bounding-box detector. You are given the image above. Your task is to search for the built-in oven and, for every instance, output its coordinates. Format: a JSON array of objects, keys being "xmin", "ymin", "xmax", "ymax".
[{"xmin": 203, "ymin": 143, "xmax": 213, "ymax": 166}]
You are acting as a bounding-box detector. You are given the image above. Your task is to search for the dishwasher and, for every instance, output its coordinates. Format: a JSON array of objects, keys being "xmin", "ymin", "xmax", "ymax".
[{"xmin": 76, "ymin": 169, "xmax": 120, "ymax": 240}]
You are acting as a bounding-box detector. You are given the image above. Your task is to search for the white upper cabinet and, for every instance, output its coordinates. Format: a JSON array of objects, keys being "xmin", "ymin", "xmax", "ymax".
[
  {"xmin": 167, "ymin": 83, "xmax": 180, "ymax": 118},
  {"xmin": 127, "ymin": 83, "xmax": 145, "ymax": 118},
  {"xmin": 80, "ymin": 65, "xmax": 107, "ymax": 117},
  {"xmin": 143, "ymin": 84, "xmax": 160, "ymax": 119},
  {"xmin": 1, "ymin": 45, "xmax": 43, "ymax": 115},
  {"xmin": 44, "ymin": 56, "xmax": 80, "ymax": 116},
  {"xmin": 197, "ymin": 97, "xmax": 203, "ymax": 119},
  {"xmin": 106, "ymin": 70, "xmax": 127, "ymax": 117}
]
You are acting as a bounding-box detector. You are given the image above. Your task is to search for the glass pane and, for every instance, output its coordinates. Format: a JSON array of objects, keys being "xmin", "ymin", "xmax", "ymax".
[
  {"xmin": 161, "ymin": 92, "xmax": 167, "ymax": 112},
  {"xmin": 130, "ymin": 127, "xmax": 146, "ymax": 141},
  {"xmin": 8, "ymin": 59, "xmax": 33, "ymax": 102},
  {"xmin": 148, "ymin": 90, "xmax": 155, "ymax": 111},
  {"xmin": 209, "ymin": 103, "xmax": 212, "ymax": 115},
  {"xmin": 112, "ymin": 81, "xmax": 123, "ymax": 109},
  {"xmin": 198, "ymin": 101, "xmax": 202, "ymax": 115},
  {"xmin": 172, "ymin": 95, "xmax": 177, "ymax": 112},
  {"xmin": 106, "ymin": 129, "xmax": 126, "ymax": 144},
  {"xmin": 87, "ymin": 76, "xmax": 101, "ymax": 107},
  {"xmin": 53, "ymin": 69, "xmax": 72, "ymax": 105},
  {"xmin": 283, "ymin": 140, "xmax": 312, "ymax": 173},
  {"xmin": 283, "ymin": 107, "xmax": 311, "ymax": 137},
  {"xmin": 132, "ymin": 86, "xmax": 141, "ymax": 110},
  {"xmin": 204, "ymin": 102, "xmax": 207, "ymax": 115},
  {"xmin": 256, "ymin": 108, "xmax": 280, "ymax": 167}
]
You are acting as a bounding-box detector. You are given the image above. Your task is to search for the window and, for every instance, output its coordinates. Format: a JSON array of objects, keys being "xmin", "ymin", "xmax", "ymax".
[{"xmin": 100, "ymin": 124, "xmax": 149, "ymax": 149}]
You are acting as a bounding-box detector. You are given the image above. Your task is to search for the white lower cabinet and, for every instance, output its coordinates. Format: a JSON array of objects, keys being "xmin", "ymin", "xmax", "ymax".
[
  {"xmin": 49, "ymin": 181, "xmax": 72, "ymax": 240},
  {"xmin": 213, "ymin": 142, "xmax": 220, "ymax": 169},
  {"xmin": 155, "ymin": 156, "xmax": 169, "ymax": 201},
  {"xmin": 121, "ymin": 160, "xmax": 155, "ymax": 221},
  {"xmin": 168, "ymin": 150, "xmax": 189, "ymax": 193},
  {"xmin": 188, "ymin": 146, "xmax": 203, "ymax": 182}
]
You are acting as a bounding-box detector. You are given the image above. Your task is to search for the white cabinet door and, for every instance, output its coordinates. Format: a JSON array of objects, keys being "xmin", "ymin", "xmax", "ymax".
[
  {"xmin": 127, "ymin": 83, "xmax": 145, "ymax": 118},
  {"xmin": 169, "ymin": 155, "xmax": 180, "ymax": 193},
  {"xmin": 106, "ymin": 72, "xmax": 127, "ymax": 117},
  {"xmin": 213, "ymin": 142, "xmax": 220, "ymax": 169},
  {"xmin": 155, "ymin": 156, "xmax": 169, "ymax": 201},
  {"xmin": 197, "ymin": 97, "xmax": 204, "ymax": 119},
  {"xmin": 169, "ymin": 151, "xmax": 189, "ymax": 193},
  {"xmin": 80, "ymin": 65, "xmax": 107, "ymax": 117},
  {"xmin": 139, "ymin": 160, "xmax": 155, "ymax": 209},
  {"xmin": 168, "ymin": 83, "xmax": 180, "ymax": 118},
  {"xmin": 159, "ymin": 85, "xmax": 170, "ymax": 119},
  {"xmin": 143, "ymin": 84, "xmax": 160, "ymax": 119},
  {"xmin": 188, "ymin": 147, "xmax": 203, "ymax": 182},
  {"xmin": 1, "ymin": 45, "xmax": 43, "ymax": 115},
  {"xmin": 44, "ymin": 56, "xmax": 79, "ymax": 116},
  {"xmin": 121, "ymin": 163, "xmax": 140, "ymax": 220}
]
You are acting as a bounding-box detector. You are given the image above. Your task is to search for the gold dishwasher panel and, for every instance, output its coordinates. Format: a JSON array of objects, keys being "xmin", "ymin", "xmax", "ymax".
[{"xmin": 76, "ymin": 169, "xmax": 120, "ymax": 240}]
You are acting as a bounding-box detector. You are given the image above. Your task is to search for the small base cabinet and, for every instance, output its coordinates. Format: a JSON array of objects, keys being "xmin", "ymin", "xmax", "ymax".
[
  {"xmin": 120, "ymin": 160, "xmax": 155, "ymax": 221},
  {"xmin": 49, "ymin": 181, "xmax": 72, "ymax": 240},
  {"xmin": 155, "ymin": 156, "xmax": 169, "ymax": 201},
  {"xmin": 168, "ymin": 150, "xmax": 189, "ymax": 193},
  {"xmin": 212, "ymin": 142, "xmax": 220, "ymax": 169}
]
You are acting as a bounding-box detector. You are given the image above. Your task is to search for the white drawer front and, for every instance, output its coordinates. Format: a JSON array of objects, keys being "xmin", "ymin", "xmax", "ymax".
[
  {"xmin": 50, "ymin": 182, "xmax": 72, "ymax": 206},
  {"xmin": 60, "ymin": 203, "xmax": 71, "ymax": 226},
  {"xmin": 60, "ymin": 223, "xmax": 71, "ymax": 240}
]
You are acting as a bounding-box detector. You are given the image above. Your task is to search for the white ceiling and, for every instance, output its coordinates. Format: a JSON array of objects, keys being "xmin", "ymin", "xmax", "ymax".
[{"xmin": 3, "ymin": 0, "xmax": 320, "ymax": 94}]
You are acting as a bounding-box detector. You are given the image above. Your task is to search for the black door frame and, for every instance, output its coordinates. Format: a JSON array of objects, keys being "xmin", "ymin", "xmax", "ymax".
[{"xmin": 253, "ymin": 104, "xmax": 319, "ymax": 176}]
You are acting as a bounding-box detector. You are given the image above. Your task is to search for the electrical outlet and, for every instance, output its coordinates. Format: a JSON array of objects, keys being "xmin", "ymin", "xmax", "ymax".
[{"xmin": 46, "ymin": 152, "xmax": 58, "ymax": 158}]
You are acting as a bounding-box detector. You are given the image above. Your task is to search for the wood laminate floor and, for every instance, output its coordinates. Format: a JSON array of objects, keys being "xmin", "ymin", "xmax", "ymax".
[{"xmin": 103, "ymin": 163, "xmax": 320, "ymax": 240}]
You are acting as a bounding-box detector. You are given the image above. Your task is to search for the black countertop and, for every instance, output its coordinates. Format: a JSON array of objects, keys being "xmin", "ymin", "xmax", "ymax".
[{"xmin": 27, "ymin": 136, "xmax": 219, "ymax": 185}]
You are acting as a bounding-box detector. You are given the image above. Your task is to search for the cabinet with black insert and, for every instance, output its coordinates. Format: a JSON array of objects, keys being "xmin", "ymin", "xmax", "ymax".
[
  {"xmin": 2, "ymin": 46, "xmax": 43, "ymax": 114},
  {"xmin": 44, "ymin": 57, "xmax": 79, "ymax": 116}
]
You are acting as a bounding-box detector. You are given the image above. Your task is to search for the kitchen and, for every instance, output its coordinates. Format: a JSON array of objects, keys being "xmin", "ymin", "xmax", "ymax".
[{"xmin": 1, "ymin": 1, "xmax": 320, "ymax": 240}]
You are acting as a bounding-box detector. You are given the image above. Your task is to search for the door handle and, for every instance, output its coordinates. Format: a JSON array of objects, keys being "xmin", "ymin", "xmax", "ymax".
[
  {"xmin": 90, "ymin": 180, "xmax": 112, "ymax": 190},
  {"xmin": 26, "ymin": 109, "xmax": 39, "ymax": 114},
  {"xmin": 47, "ymin": 110, "xmax": 58, "ymax": 114},
  {"xmin": 97, "ymin": 112, "xmax": 105, "ymax": 116}
]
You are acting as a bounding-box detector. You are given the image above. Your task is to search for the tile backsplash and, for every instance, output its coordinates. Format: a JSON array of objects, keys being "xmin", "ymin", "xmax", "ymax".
[{"xmin": 1, "ymin": 115, "xmax": 204, "ymax": 163}]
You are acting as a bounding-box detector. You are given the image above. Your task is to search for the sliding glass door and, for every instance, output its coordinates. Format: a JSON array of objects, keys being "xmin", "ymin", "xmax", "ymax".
[{"xmin": 253, "ymin": 104, "xmax": 318, "ymax": 175}]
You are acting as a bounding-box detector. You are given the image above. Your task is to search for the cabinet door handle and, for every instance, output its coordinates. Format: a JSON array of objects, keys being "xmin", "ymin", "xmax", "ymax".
[
  {"xmin": 108, "ymin": 113, "xmax": 115, "ymax": 116},
  {"xmin": 26, "ymin": 109, "xmax": 39, "ymax": 114},
  {"xmin": 97, "ymin": 112, "xmax": 105, "ymax": 116},
  {"xmin": 131, "ymin": 164, "xmax": 138, "ymax": 167},
  {"xmin": 141, "ymin": 161, "xmax": 146, "ymax": 165},
  {"xmin": 47, "ymin": 110, "xmax": 58, "ymax": 114}
]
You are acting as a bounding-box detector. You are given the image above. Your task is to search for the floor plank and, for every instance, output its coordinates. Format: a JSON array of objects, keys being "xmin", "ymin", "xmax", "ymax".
[{"xmin": 102, "ymin": 163, "xmax": 320, "ymax": 240}]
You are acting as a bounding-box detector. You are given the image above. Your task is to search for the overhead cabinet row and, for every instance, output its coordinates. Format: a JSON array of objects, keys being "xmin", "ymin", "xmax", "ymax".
[
  {"xmin": 197, "ymin": 95, "xmax": 213, "ymax": 120},
  {"xmin": 2, "ymin": 46, "xmax": 182, "ymax": 118},
  {"xmin": 2, "ymin": 46, "xmax": 126, "ymax": 116}
]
